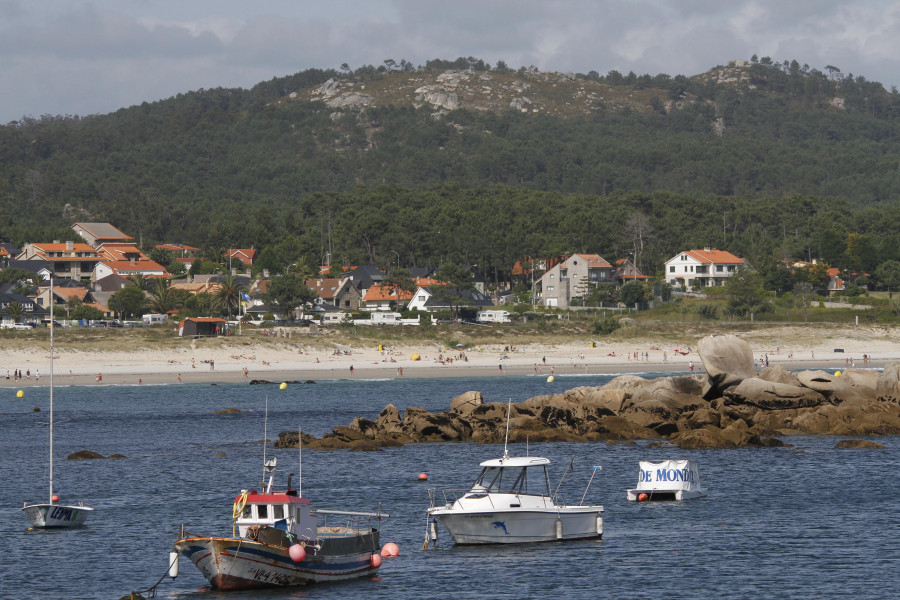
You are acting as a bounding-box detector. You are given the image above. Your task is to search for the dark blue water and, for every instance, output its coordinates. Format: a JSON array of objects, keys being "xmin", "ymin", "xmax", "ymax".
[{"xmin": 2, "ymin": 372, "xmax": 899, "ymax": 599}]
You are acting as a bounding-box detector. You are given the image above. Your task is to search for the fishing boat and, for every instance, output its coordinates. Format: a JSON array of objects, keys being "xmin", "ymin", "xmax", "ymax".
[
  {"xmin": 22, "ymin": 270, "xmax": 94, "ymax": 528},
  {"xmin": 425, "ymin": 402, "xmax": 603, "ymax": 545},
  {"xmin": 174, "ymin": 419, "xmax": 387, "ymax": 590},
  {"xmin": 626, "ymin": 459, "xmax": 707, "ymax": 501}
]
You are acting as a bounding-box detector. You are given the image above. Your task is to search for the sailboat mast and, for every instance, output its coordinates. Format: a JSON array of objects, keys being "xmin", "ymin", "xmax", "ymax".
[{"xmin": 49, "ymin": 267, "xmax": 54, "ymax": 504}]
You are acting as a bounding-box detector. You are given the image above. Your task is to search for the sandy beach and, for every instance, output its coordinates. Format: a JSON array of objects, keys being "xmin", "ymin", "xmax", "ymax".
[{"xmin": 1, "ymin": 324, "xmax": 896, "ymax": 389}]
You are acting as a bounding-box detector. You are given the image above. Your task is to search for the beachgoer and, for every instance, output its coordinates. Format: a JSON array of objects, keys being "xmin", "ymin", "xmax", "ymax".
[
  {"xmin": 689, "ymin": 361, "xmax": 694, "ymax": 373},
  {"xmin": 178, "ymin": 373, "xmax": 182, "ymax": 383},
  {"xmin": 350, "ymin": 365, "xmax": 355, "ymax": 375}
]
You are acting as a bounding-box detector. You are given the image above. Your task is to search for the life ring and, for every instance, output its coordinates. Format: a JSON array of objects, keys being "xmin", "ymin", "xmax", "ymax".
[{"xmin": 233, "ymin": 490, "xmax": 248, "ymax": 520}]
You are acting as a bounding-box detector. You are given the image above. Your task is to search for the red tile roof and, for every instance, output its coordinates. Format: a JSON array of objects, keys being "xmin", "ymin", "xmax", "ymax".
[{"xmin": 683, "ymin": 249, "xmax": 745, "ymax": 264}]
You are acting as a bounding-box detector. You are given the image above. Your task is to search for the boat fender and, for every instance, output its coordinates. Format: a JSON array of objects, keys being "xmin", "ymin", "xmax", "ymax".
[
  {"xmin": 370, "ymin": 553, "xmax": 382, "ymax": 568},
  {"xmin": 168, "ymin": 551, "xmax": 179, "ymax": 579},
  {"xmin": 555, "ymin": 519, "xmax": 563, "ymax": 539},
  {"xmin": 288, "ymin": 544, "xmax": 306, "ymax": 562}
]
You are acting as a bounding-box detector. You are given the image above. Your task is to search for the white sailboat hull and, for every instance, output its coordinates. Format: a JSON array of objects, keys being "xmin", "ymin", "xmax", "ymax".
[
  {"xmin": 22, "ymin": 502, "xmax": 93, "ymax": 528},
  {"xmin": 431, "ymin": 507, "xmax": 603, "ymax": 544}
]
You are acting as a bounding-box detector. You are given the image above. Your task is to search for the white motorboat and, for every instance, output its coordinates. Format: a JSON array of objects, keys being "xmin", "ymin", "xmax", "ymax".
[
  {"xmin": 425, "ymin": 401, "xmax": 603, "ymax": 545},
  {"xmin": 22, "ymin": 269, "xmax": 94, "ymax": 528},
  {"xmin": 426, "ymin": 454, "xmax": 604, "ymax": 545},
  {"xmin": 626, "ymin": 459, "xmax": 707, "ymax": 501}
]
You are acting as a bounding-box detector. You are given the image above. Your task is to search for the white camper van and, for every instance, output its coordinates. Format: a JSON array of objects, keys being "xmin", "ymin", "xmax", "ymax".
[{"xmin": 476, "ymin": 310, "xmax": 511, "ymax": 323}]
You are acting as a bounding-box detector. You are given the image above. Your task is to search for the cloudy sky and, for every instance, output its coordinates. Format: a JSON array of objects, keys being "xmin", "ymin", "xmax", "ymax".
[{"xmin": 2, "ymin": 0, "xmax": 898, "ymax": 123}]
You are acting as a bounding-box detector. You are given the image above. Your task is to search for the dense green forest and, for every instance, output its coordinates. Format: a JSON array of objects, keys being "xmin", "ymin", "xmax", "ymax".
[{"xmin": 2, "ymin": 57, "xmax": 900, "ymax": 284}]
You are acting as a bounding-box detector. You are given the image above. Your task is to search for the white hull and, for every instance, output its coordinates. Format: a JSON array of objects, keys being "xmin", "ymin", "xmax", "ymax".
[
  {"xmin": 433, "ymin": 508, "xmax": 603, "ymax": 544},
  {"xmin": 176, "ymin": 535, "xmax": 379, "ymax": 590},
  {"xmin": 22, "ymin": 502, "xmax": 93, "ymax": 528}
]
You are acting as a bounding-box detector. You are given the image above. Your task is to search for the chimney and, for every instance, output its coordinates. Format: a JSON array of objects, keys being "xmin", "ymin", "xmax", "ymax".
[
  {"xmin": 130, "ymin": 258, "xmax": 136, "ymax": 266},
  {"xmin": 263, "ymin": 269, "xmax": 270, "ymax": 279},
  {"xmin": 66, "ymin": 241, "xmax": 74, "ymax": 251}
]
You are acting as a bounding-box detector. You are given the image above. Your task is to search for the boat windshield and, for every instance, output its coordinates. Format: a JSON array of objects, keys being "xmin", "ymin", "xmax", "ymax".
[{"xmin": 470, "ymin": 466, "xmax": 548, "ymax": 495}]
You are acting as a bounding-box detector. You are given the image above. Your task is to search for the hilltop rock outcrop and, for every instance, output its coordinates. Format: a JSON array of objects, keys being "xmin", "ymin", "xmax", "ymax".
[{"xmin": 275, "ymin": 336, "xmax": 900, "ymax": 451}]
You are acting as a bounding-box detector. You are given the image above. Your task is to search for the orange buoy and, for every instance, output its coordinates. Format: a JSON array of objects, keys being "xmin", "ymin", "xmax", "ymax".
[
  {"xmin": 381, "ymin": 542, "xmax": 400, "ymax": 557},
  {"xmin": 370, "ymin": 553, "xmax": 382, "ymax": 568},
  {"xmin": 638, "ymin": 493, "xmax": 649, "ymax": 502},
  {"xmin": 51, "ymin": 494, "xmax": 60, "ymax": 502},
  {"xmin": 418, "ymin": 473, "xmax": 428, "ymax": 481}
]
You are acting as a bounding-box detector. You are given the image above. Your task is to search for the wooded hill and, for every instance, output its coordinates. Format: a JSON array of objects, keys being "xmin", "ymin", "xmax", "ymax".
[{"xmin": 2, "ymin": 56, "xmax": 900, "ymax": 282}]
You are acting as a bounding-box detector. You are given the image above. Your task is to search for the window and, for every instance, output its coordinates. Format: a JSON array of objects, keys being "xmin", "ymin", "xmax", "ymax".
[
  {"xmin": 257, "ymin": 504, "xmax": 268, "ymax": 519},
  {"xmin": 273, "ymin": 505, "xmax": 284, "ymax": 520},
  {"xmin": 716, "ymin": 265, "xmax": 724, "ymax": 272},
  {"xmin": 549, "ymin": 274, "xmax": 554, "ymax": 279},
  {"xmin": 547, "ymin": 285, "xmax": 555, "ymax": 291},
  {"xmin": 669, "ymin": 266, "xmax": 675, "ymax": 272}
]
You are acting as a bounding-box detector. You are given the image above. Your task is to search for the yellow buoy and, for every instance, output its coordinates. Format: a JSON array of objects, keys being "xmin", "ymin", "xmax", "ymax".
[
  {"xmin": 279, "ymin": 382, "xmax": 288, "ymax": 390},
  {"xmin": 834, "ymin": 371, "xmax": 841, "ymax": 377},
  {"xmin": 16, "ymin": 390, "xmax": 24, "ymax": 398},
  {"xmin": 547, "ymin": 376, "xmax": 555, "ymax": 383}
]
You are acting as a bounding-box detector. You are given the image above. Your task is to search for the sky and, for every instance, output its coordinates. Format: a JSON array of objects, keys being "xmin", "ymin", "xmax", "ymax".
[{"xmin": 2, "ymin": 0, "xmax": 899, "ymax": 124}]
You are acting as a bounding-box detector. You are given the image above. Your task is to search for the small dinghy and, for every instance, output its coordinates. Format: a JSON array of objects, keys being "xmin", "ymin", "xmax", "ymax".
[{"xmin": 626, "ymin": 459, "xmax": 706, "ymax": 502}]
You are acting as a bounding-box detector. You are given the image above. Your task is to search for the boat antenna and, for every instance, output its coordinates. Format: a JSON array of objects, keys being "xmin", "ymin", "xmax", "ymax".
[
  {"xmin": 48, "ymin": 266, "xmax": 54, "ymax": 505},
  {"xmin": 553, "ymin": 456, "xmax": 575, "ymax": 498},
  {"xmin": 503, "ymin": 398, "xmax": 512, "ymax": 459},
  {"xmin": 298, "ymin": 425, "xmax": 302, "ymax": 498},
  {"xmin": 579, "ymin": 465, "xmax": 603, "ymax": 505},
  {"xmin": 262, "ymin": 393, "xmax": 268, "ymax": 488}
]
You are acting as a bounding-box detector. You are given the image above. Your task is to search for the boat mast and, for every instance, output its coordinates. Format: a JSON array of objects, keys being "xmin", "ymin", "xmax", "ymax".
[
  {"xmin": 262, "ymin": 394, "xmax": 268, "ymax": 488},
  {"xmin": 48, "ymin": 266, "xmax": 54, "ymax": 505},
  {"xmin": 502, "ymin": 399, "xmax": 511, "ymax": 459},
  {"xmin": 298, "ymin": 425, "xmax": 302, "ymax": 498}
]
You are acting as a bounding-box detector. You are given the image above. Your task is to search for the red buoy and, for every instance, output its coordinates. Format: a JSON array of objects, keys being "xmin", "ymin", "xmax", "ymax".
[
  {"xmin": 638, "ymin": 493, "xmax": 649, "ymax": 502},
  {"xmin": 381, "ymin": 542, "xmax": 400, "ymax": 557},
  {"xmin": 370, "ymin": 553, "xmax": 382, "ymax": 568},
  {"xmin": 418, "ymin": 473, "xmax": 428, "ymax": 481},
  {"xmin": 288, "ymin": 544, "xmax": 306, "ymax": 562},
  {"xmin": 51, "ymin": 494, "xmax": 60, "ymax": 502}
]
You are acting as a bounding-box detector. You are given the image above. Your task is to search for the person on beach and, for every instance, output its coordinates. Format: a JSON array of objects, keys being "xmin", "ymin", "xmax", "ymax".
[
  {"xmin": 689, "ymin": 361, "xmax": 694, "ymax": 373},
  {"xmin": 350, "ymin": 365, "xmax": 355, "ymax": 375},
  {"xmin": 35, "ymin": 369, "xmax": 39, "ymax": 381}
]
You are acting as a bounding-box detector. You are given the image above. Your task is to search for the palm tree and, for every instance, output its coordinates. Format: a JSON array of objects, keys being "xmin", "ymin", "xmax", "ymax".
[
  {"xmin": 127, "ymin": 273, "xmax": 149, "ymax": 291},
  {"xmin": 3, "ymin": 300, "xmax": 26, "ymax": 323},
  {"xmin": 146, "ymin": 278, "xmax": 179, "ymax": 314},
  {"xmin": 214, "ymin": 275, "xmax": 244, "ymax": 320}
]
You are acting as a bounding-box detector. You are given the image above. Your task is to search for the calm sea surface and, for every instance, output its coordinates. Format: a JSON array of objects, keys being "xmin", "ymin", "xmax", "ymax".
[{"xmin": 2, "ymin": 372, "xmax": 899, "ymax": 599}]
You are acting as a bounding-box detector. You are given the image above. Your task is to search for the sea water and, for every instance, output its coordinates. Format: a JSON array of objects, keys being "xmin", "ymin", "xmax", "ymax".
[{"xmin": 1, "ymin": 373, "xmax": 898, "ymax": 599}]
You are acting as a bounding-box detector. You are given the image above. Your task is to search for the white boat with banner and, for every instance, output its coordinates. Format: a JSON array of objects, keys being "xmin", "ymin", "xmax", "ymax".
[
  {"xmin": 22, "ymin": 269, "xmax": 94, "ymax": 528},
  {"xmin": 425, "ymin": 401, "xmax": 604, "ymax": 545},
  {"xmin": 626, "ymin": 459, "xmax": 707, "ymax": 501}
]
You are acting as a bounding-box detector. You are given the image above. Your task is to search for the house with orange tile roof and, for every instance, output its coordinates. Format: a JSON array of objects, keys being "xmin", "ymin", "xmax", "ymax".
[
  {"xmin": 612, "ymin": 258, "xmax": 652, "ymax": 285},
  {"xmin": 664, "ymin": 248, "xmax": 747, "ymax": 289},
  {"xmin": 307, "ymin": 278, "xmax": 361, "ymax": 310},
  {"xmin": 35, "ymin": 283, "xmax": 96, "ymax": 315},
  {"xmin": 17, "ymin": 241, "xmax": 102, "ymax": 280},
  {"xmin": 362, "ymin": 283, "xmax": 414, "ymax": 311},
  {"xmin": 72, "ymin": 222, "xmax": 133, "ymax": 248},
  {"xmin": 225, "ymin": 248, "xmax": 258, "ymax": 266},
  {"xmin": 156, "ymin": 243, "xmax": 199, "ymax": 257},
  {"xmin": 536, "ymin": 253, "xmax": 614, "ymax": 308}
]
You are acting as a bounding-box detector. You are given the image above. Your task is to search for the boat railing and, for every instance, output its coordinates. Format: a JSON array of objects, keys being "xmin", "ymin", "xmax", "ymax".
[{"xmin": 312, "ymin": 508, "xmax": 388, "ymax": 535}]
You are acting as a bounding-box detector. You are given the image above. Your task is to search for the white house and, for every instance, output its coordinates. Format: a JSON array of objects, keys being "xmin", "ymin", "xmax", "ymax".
[
  {"xmin": 537, "ymin": 253, "xmax": 614, "ymax": 308},
  {"xmin": 664, "ymin": 248, "xmax": 747, "ymax": 288}
]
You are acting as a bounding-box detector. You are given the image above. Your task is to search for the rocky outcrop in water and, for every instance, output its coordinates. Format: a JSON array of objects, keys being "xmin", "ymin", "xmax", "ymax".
[{"xmin": 275, "ymin": 335, "xmax": 900, "ymax": 451}]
